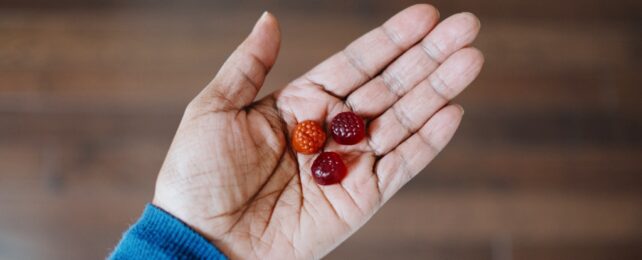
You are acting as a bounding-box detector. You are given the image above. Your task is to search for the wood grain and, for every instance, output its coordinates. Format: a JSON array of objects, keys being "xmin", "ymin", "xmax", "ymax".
[{"xmin": 0, "ymin": 1, "xmax": 640, "ymax": 259}]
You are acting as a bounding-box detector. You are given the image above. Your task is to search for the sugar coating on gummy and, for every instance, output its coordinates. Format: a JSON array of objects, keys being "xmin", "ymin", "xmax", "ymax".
[
  {"xmin": 330, "ymin": 112, "xmax": 365, "ymax": 145},
  {"xmin": 311, "ymin": 152, "xmax": 347, "ymax": 185}
]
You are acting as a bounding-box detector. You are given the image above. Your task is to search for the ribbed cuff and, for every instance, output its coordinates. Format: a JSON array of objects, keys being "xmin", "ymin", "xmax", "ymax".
[{"xmin": 109, "ymin": 204, "xmax": 227, "ymax": 260}]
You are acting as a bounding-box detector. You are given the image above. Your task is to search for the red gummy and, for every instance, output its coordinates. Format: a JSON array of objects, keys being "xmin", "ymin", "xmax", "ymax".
[
  {"xmin": 330, "ymin": 112, "xmax": 365, "ymax": 145},
  {"xmin": 311, "ymin": 152, "xmax": 347, "ymax": 185}
]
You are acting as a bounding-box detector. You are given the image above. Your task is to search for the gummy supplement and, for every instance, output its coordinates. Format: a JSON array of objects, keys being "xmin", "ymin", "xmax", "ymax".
[
  {"xmin": 311, "ymin": 152, "xmax": 347, "ymax": 185},
  {"xmin": 292, "ymin": 120, "xmax": 326, "ymax": 154},
  {"xmin": 330, "ymin": 112, "xmax": 365, "ymax": 145}
]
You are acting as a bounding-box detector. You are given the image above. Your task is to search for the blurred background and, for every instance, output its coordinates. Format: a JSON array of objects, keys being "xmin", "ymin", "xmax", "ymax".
[{"xmin": 0, "ymin": 0, "xmax": 641, "ymax": 259}]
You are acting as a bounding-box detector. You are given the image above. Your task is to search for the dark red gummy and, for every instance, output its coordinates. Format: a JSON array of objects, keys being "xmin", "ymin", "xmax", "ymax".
[
  {"xmin": 311, "ymin": 152, "xmax": 347, "ymax": 185},
  {"xmin": 330, "ymin": 112, "xmax": 365, "ymax": 145}
]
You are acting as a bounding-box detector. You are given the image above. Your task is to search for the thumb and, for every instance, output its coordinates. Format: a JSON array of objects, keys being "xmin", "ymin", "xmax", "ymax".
[{"xmin": 192, "ymin": 12, "xmax": 281, "ymax": 112}]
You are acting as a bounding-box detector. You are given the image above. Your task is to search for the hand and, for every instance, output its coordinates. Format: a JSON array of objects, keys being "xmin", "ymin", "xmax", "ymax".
[{"xmin": 153, "ymin": 5, "xmax": 483, "ymax": 259}]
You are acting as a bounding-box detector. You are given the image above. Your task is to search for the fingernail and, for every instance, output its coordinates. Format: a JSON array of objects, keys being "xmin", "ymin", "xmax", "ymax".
[
  {"xmin": 251, "ymin": 11, "xmax": 270, "ymax": 33},
  {"xmin": 257, "ymin": 11, "xmax": 269, "ymax": 24},
  {"xmin": 456, "ymin": 104, "xmax": 465, "ymax": 115},
  {"xmin": 250, "ymin": 11, "xmax": 268, "ymax": 34}
]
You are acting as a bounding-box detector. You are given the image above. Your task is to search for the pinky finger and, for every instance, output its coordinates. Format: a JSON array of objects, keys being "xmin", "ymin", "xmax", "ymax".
[{"xmin": 375, "ymin": 104, "xmax": 464, "ymax": 202}]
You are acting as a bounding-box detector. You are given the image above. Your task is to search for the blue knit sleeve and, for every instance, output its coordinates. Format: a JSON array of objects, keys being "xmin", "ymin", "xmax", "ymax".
[{"xmin": 109, "ymin": 204, "xmax": 227, "ymax": 260}]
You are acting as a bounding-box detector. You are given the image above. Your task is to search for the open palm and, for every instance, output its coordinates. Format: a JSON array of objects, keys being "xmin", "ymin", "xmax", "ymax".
[{"xmin": 153, "ymin": 5, "xmax": 483, "ymax": 259}]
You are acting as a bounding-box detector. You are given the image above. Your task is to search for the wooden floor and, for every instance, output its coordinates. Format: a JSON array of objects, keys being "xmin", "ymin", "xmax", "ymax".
[{"xmin": 1, "ymin": 1, "xmax": 641, "ymax": 259}]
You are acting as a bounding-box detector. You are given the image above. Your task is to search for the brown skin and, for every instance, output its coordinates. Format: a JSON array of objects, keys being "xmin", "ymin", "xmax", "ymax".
[{"xmin": 153, "ymin": 5, "xmax": 484, "ymax": 259}]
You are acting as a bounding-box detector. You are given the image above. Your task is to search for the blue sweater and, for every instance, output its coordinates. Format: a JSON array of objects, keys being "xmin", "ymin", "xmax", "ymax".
[{"xmin": 110, "ymin": 204, "xmax": 228, "ymax": 259}]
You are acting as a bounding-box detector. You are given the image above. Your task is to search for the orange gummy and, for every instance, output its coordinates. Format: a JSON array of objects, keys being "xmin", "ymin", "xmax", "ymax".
[{"xmin": 292, "ymin": 120, "xmax": 326, "ymax": 154}]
